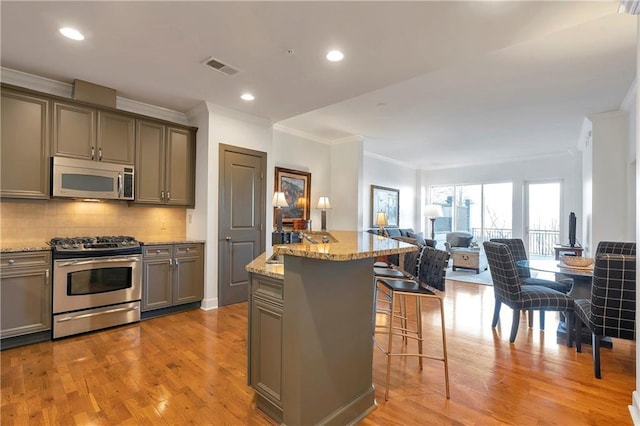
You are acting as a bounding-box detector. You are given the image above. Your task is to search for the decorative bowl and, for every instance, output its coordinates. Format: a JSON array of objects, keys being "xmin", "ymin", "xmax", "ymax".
[{"xmin": 561, "ymin": 256, "xmax": 594, "ymax": 268}]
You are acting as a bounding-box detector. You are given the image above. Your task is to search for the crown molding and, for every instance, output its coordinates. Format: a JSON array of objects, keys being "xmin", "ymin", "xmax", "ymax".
[
  {"xmin": 1, "ymin": 67, "xmax": 72, "ymax": 97},
  {"xmin": 205, "ymin": 101, "xmax": 272, "ymax": 127},
  {"xmin": 116, "ymin": 97, "xmax": 188, "ymax": 125},
  {"xmin": 421, "ymin": 150, "xmax": 576, "ymax": 171},
  {"xmin": 272, "ymin": 124, "xmax": 332, "ymax": 144},
  {"xmin": 1, "ymin": 66, "xmax": 189, "ymax": 124},
  {"xmin": 364, "ymin": 150, "xmax": 417, "ymax": 169}
]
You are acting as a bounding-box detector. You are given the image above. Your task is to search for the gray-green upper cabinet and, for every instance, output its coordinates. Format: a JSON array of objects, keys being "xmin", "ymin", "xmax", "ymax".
[
  {"xmin": 1, "ymin": 88, "xmax": 51, "ymax": 199},
  {"xmin": 52, "ymin": 101, "xmax": 135, "ymax": 165},
  {"xmin": 136, "ymin": 119, "xmax": 195, "ymax": 207}
]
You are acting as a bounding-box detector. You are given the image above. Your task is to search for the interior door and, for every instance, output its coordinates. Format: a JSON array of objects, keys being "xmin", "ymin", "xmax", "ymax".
[
  {"xmin": 219, "ymin": 144, "xmax": 266, "ymax": 306},
  {"xmin": 525, "ymin": 181, "xmax": 561, "ymax": 257}
]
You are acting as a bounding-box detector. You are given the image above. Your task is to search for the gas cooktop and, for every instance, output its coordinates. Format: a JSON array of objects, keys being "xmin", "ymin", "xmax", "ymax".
[{"xmin": 49, "ymin": 235, "xmax": 141, "ymax": 256}]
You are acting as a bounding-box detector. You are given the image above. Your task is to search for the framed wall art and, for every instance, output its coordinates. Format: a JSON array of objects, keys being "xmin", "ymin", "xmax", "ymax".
[
  {"xmin": 275, "ymin": 167, "xmax": 311, "ymax": 225},
  {"xmin": 371, "ymin": 185, "xmax": 399, "ymax": 228}
]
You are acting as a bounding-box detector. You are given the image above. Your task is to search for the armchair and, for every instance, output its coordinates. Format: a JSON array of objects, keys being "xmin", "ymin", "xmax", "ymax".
[{"xmin": 444, "ymin": 232, "xmax": 474, "ymax": 253}]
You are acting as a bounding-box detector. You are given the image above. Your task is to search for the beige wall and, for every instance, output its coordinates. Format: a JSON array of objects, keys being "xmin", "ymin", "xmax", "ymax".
[{"xmin": 0, "ymin": 200, "xmax": 186, "ymax": 244}]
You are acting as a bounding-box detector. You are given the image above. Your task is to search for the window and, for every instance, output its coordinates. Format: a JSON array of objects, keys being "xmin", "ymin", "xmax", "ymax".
[{"xmin": 430, "ymin": 182, "xmax": 513, "ymax": 244}]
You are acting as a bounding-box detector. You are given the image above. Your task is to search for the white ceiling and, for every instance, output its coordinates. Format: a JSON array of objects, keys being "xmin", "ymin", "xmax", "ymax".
[{"xmin": 1, "ymin": 1, "xmax": 636, "ymax": 169}]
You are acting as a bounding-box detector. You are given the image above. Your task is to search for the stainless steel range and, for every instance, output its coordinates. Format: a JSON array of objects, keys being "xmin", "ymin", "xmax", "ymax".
[{"xmin": 50, "ymin": 236, "xmax": 142, "ymax": 339}]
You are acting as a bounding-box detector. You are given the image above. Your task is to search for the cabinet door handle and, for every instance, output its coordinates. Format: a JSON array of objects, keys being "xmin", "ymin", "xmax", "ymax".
[
  {"xmin": 7, "ymin": 259, "xmax": 15, "ymax": 265},
  {"xmin": 91, "ymin": 146, "xmax": 95, "ymax": 160},
  {"xmin": 186, "ymin": 247, "xmax": 190, "ymax": 253},
  {"xmin": 167, "ymin": 192, "xmax": 171, "ymax": 201},
  {"xmin": 156, "ymin": 249, "xmax": 161, "ymax": 254},
  {"xmin": 175, "ymin": 259, "xmax": 179, "ymax": 267},
  {"xmin": 98, "ymin": 147, "xmax": 102, "ymax": 161},
  {"xmin": 160, "ymin": 191, "xmax": 165, "ymax": 201},
  {"xmin": 225, "ymin": 237, "xmax": 231, "ymax": 241}
]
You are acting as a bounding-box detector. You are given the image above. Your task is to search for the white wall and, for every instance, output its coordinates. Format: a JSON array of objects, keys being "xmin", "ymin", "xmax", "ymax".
[
  {"xmin": 584, "ymin": 111, "xmax": 631, "ymax": 255},
  {"xmin": 330, "ymin": 137, "xmax": 364, "ymax": 231},
  {"xmin": 272, "ymin": 129, "xmax": 331, "ymax": 232},
  {"xmin": 422, "ymin": 153, "xmax": 582, "ymax": 244},
  {"xmin": 187, "ymin": 102, "xmax": 273, "ymax": 310},
  {"xmin": 363, "ymin": 153, "xmax": 419, "ymax": 231}
]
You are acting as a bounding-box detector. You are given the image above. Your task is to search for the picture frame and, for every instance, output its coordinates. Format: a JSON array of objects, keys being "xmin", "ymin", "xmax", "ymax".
[
  {"xmin": 371, "ymin": 185, "xmax": 399, "ymax": 228},
  {"xmin": 275, "ymin": 167, "xmax": 311, "ymax": 225}
]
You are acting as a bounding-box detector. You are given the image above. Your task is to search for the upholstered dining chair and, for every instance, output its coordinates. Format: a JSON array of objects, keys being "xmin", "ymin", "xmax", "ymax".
[
  {"xmin": 490, "ymin": 238, "xmax": 572, "ymax": 329},
  {"xmin": 595, "ymin": 241, "xmax": 636, "ymax": 256},
  {"xmin": 374, "ymin": 246, "xmax": 451, "ymax": 401},
  {"xmin": 574, "ymin": 253, "xmax": 636, "ymax": 379},
  {"xmin": 483, "ymin": 241, "xmax": 575, "ymax": 344}
]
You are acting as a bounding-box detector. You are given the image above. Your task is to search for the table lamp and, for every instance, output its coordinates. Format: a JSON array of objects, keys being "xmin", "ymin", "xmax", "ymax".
[
  {"xmin": 317, "ymin": 196, "xmax": 331, "ymax": 231},
  {"xmin": 273, "ymin": 192, "xmax": 288, "ymax": 232},
  {"xmin": 424, "ymin": 204, "xmax": 443, "ymax": 240},
  {"xmin": 375, "ymin": 211, "xmax": 388, "ymax": 235}
]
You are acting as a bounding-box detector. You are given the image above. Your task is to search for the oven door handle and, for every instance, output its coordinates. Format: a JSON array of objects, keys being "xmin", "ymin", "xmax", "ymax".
[
  {"xmin": 56, "ymin": 256, "xmax": 141, "ymax": 267},
  {"xmin": 56, "ymin": 305, "xmax": 140, "ymax": 323}
]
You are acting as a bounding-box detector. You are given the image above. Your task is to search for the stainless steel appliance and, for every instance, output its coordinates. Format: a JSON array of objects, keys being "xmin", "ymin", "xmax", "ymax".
[
  {"xmin": 51, "ymin": 156, "xmax": 134, "ymax": 200},
  {"xmin": 50, "ymin": 236, "xmax": 142, "ymax": 339}
]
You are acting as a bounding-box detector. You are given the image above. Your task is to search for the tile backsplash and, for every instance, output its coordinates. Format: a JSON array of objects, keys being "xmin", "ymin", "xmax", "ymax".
[{"xmin": 0, "ymin": 200, "xmax": 186, "ymax": 244}]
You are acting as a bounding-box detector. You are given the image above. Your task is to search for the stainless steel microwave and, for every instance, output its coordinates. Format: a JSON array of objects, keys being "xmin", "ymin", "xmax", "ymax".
[{"xmin": 51, "ymin": 156, "xmax": 134, "ymax": 200}]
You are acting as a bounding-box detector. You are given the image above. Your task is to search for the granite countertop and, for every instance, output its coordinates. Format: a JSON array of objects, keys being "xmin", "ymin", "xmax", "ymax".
[
  {"xmin": 1, "ymin": 239, "xmax": 206, "ymax": 253},
  {"xmin": 1, "ymin": 242, "xmax": 51, "ymax": 253},
  {"xmin": 246, "ymin": 231, "xmax": 417, "ymax": 279}
]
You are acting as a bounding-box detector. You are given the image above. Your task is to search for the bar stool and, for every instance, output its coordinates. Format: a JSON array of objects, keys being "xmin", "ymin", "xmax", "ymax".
[{"xmin": 374, "ymin": 276, "xmax": 450, "ymax": 400}]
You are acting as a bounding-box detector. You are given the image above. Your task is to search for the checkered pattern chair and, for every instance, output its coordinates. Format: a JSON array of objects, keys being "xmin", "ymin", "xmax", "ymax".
[
  {"xmin": 595, "ymin": 241, "xmax": 636, "ymax": 256},
  {"xmin": 491, "ymin": 238, "xmax": 572, "ymax": 329},
  {"xmin": 574, "ymin": 253, "xmax": 636, "ymax": 379},
  {"xmin": 483, "ymin": 241, "xmax": 575, "ymax": 343}
]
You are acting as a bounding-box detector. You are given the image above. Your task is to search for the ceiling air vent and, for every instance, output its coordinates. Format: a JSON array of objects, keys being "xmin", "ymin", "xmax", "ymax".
[{"xmin": 202, "ymin": 56, "xmax": 239, "ymax": 76}]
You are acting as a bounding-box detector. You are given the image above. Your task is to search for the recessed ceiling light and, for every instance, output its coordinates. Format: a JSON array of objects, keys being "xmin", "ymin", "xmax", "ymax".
[
  {"xmin": 241, "ymin": 93, "xmax": 255, "ymax": 101},
  {"xmin": 59, "ymin": 27, "xmax": 84, "ymax": 41},
  {"xmin": 326, "ymin": 50, "xmax": 344, "ymax": 62}
]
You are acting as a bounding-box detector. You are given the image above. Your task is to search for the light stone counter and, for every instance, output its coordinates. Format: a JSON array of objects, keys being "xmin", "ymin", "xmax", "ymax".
[
  {"xmin": 1, "ymin": 242, "xmax": 50, "ymax": 253},
  {"xmin": 245, "ymin": 230, "xmax": 415, "ymax": 279}
]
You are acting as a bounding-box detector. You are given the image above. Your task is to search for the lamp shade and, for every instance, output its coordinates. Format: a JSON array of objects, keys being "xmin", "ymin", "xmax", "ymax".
[
  {"xmin": 424, "ymin": 204, "xmax": 443, "ymax": 218},
  {"xmin": 317, "ymin": 196, "xmax": 331, "ymax": 210},
  {"xmin": 375, "ymin": 211, "xmax": 388, "ymax": 227},
  {"xmin": 272, "ymin": 192, "xmax": 288, "ymax": 208}
]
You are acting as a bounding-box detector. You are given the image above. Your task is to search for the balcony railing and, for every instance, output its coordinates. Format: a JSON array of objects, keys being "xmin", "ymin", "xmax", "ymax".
[{"xmin": 469, "ymin": 228, "xmax": 559, "ymax": 256}]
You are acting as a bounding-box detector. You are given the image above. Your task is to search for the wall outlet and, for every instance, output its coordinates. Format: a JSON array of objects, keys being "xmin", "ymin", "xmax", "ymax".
[
  {"xmin": 160, "ymin": 221, "xmax": 167, "ymax": 230},
  {"xmin": 188, "ymin": 213, "xmax": 193, "ymax": 224}
]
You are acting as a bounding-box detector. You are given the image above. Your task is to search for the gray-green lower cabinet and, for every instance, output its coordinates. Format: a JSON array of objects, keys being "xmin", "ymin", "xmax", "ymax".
[
  {"xmin": 141, "ymin": 243, "xmax": 204, "ymax": 312},
  {"xmin": 0, "ymin": 251, "xmax": 52, "ymax": 342},
  {"xmin": 248, "ymin": 273, "xmax": 284, "ymax": 422}
]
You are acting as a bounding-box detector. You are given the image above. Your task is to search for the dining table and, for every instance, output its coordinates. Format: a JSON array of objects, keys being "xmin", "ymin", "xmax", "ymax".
[{"xmin": 515, "ymin": 259, "xmax": 611, "ymax": 348}]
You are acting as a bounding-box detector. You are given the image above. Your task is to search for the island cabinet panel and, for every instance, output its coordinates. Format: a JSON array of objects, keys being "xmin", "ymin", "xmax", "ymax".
[
  {"xmin": 248, "ymin": 274, "xmax": 284, "ymax": 423},
  {"xmin": 1, "ymin": 88, "xmax": 50, "ymax": 199},
  {"xmin": 136, "ymin": 120, "xmax": 195, "ymax": 207},
  {"xmin": 142, "ymin": 243, "xmax": 203, "ymax": 312},
  {"xmin": 0, "ymin": 251, "xmax": 52, "ymax": 340},
  {"xmin": 52, "ymin": 101, "xmax": 135, "ymax": 165}
]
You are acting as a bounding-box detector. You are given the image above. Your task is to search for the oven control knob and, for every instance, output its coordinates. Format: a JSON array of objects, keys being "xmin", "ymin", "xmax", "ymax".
[
  {"xmin": 121, "ymin": 241, "xmax": 128, "ymax": 246},
  {"xmin": 72, "ymin": 243, "xmax": 79, "ymax": 248}
]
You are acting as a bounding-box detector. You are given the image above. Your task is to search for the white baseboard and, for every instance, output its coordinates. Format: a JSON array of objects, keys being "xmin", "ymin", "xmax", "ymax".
[
  {"xmin": 200, "ymin": 297, "xmax": 218, "ymax": 311},
  {"xmin": 629, "ymin": 391, "xmax": 640, "ymax": 424}
]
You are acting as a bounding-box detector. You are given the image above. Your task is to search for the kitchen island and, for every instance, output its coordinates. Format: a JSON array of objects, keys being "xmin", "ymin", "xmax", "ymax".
[{"xmin": 245, "ymin": 231, "xmax": 416, "ymax": 425}]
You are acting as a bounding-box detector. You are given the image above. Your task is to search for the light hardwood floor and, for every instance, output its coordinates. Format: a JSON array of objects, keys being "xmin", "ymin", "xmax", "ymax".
[{"xmin": 1, "ymin": 280, "xmax": 635, "ymax": 425}]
